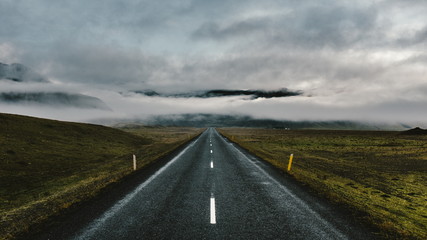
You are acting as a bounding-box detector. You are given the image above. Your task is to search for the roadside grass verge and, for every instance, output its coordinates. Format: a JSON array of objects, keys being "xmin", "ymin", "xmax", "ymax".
[
  {"xmin": 218, "ymin": 128, "xmax": 427, "ymax": 240},
  {"xmin": 0, "ymin": 113, "xmax": 202, "ymax": 240}
]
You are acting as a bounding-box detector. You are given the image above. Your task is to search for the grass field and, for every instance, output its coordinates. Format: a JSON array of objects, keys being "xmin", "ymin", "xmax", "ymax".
[
  {"xmin": 0, "ymin": 113, "xmax": 202, "ymax": 240},
  {"xmin": 218, "ymin": 128, "xmax": 427, "ymax": 239}
]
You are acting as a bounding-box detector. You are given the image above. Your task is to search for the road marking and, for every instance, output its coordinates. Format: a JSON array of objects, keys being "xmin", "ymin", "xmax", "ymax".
[
  {"xmin": 72, "ymin": 134, "xmax": 203, "ymax": 239},
  {"xmin": 210, "ymin": 161, "xmax": 214, "ymax": 168},
  {"xmin": 210, "ymin": 197, "xmax": 216, "ymax": 224},
  {"xmin": 210, "ymin": 143, "xmax": 212, "ymax": 146},
  {"xmin": 228, "ymin": 138, "xmax": 347, "ymax": 239},
  {"xmin": 210, "ymin": 150, "xmax": 213, "ymax": 154}
]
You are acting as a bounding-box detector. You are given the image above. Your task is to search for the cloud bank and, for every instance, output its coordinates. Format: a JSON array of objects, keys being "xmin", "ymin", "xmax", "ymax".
[{"xmin": 0, "ymin": 0, "xmax": 426, "ymax": 126}]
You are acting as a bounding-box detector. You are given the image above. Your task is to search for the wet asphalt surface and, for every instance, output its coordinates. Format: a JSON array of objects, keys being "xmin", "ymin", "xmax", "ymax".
[{"xmin": 27, "ymin": 128, "xmax": 378, "ymax": 240}]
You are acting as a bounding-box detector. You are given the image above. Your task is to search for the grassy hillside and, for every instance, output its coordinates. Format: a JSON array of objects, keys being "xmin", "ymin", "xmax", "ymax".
[
  {"xmin": 219, "ymin": 128, "xmax": 427, "ymax": 240},
  {"xmin": 0, "ymin": 113, "xmax": 202, "ymax": 240}
]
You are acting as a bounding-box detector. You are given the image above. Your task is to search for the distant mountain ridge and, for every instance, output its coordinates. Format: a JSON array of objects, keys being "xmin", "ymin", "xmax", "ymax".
[
  {"xmin": 142, "ymin": 113, "xmax": 409, "ymax": 130},
  {"xmin": 0, "ymin": 62, "xmax": 48, "ymax": 82},
  {"xmin": 133, "ymin": 88, "xmax": 302, "ymax": 100},
  {"xmin": 401, "ymin": 127, "xmax": 427, "ymax": 135},
  {"xmin": 0, "ymin": 62, "xmax": 110, "ymax": 110},
  {"xmin": 0, "ymin": 92, "xmax": 111, "ymax": 110}
]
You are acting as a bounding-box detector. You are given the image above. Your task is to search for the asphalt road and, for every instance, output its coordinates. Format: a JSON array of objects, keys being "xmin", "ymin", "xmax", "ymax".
[{"xmin": 29, "ymin": 128, "xmax": 377, "ymax": 240}]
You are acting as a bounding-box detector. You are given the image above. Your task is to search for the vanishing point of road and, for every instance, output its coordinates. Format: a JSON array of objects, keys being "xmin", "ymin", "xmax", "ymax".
[{"xmin": 30, "ymin": 128, "xmax": 376, "ymax": 240}]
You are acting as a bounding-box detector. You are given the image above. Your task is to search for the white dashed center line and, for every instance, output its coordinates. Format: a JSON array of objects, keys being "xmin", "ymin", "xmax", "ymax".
[
  {"xmin": 209, "ymin": 133, "xmax": 216, "ymax": 224},
  {"xmin": 210, "ymin": 197, "xmax": 216, "ymax": 224}
]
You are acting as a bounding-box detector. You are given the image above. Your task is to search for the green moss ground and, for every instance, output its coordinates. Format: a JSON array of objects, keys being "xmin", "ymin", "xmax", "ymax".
[{"xmin": 219, "ymin": 128, "xmax": 427, "ymax": 240}]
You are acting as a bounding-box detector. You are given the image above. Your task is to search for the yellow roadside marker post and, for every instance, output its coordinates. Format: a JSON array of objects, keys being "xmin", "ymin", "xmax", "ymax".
[
  {"xmin": 287, "ymin": 154, "xmax": 294, "ymax": 171},
  {"xmin": 133, "ymin": 154, "xmax": 137, "ymax": 171}
]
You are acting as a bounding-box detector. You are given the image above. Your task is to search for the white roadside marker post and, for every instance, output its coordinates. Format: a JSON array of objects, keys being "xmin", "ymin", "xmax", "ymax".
[{"xmin": 133, "ymin": 154, "xmax": 137, "ymax": 171}]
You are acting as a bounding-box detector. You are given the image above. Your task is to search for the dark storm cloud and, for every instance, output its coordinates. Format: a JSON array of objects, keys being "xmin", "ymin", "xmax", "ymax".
[
  {"xmin": 1, "ymin": 0, "xmax": 426, "ymax": 124},
  {"xmin": 44, "ymin": 44, "xmax": 168, "ymax": 88},
  {"xmin": 411, "ymin": 27, "xmax": 427, "ymax": 45},
  {"xmin": 192, "ymin": 18, "xmax": 272, "ymax": 41},
  {"xmin": 405, "ymin": 54, "xmax": 427, "ymax": 64},
  {"xmin": 192, "ymin": 2, "xmax": 379, "ymax": 49},
  {"xmin": 396, "ymin": 26, "xmax": 427, "ymax": 46},
  {"xmin": 289, "ymin": 4, "xmax": 378, "ymax": 48},
  {"xmin": 0, "ymin": 0, "xmax": 199, "ymax": 51}
]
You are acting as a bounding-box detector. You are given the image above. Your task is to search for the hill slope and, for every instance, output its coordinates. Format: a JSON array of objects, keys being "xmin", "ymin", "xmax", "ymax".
[
  {"xmin": 0, "ymin": 113, "xmax": 149, "ymax": 238},
  {"xmin": 0, "ymin": 62, "xmax": 110, "ymax": 110},
  {"xmin": 0, "ymin": 92, "xmax": 111, "ymax": 110},
  {"xmin": 0, "ymin": 62, "xmax": 47, "ymax": 83},
  {"xmin": 0, "ymin": 113, "xmax": 150, "ymax": 212}
]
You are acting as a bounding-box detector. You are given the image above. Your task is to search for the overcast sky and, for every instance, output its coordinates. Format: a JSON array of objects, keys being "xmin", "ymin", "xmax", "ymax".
[{"xmin": 0, "ymin": 0, "xmax": 426, "ymax": 125}]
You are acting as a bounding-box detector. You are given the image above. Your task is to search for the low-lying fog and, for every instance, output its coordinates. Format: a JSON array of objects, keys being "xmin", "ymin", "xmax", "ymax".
[{"xmin": 1, "ymin": 0, "xmax": 426, "ymax": 128}]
